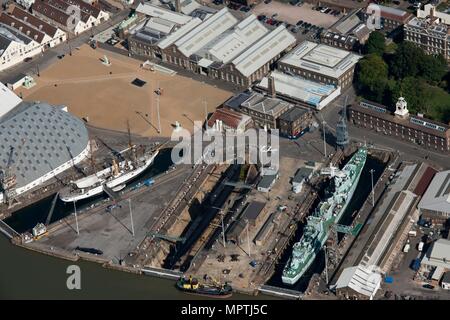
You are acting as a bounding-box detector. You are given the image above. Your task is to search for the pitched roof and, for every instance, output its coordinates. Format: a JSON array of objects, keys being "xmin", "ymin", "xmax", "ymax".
[
  {"xmin": 32, "ymin": 1, "xmax": 71, "ymax": 26},
  {"xmin": 419, "ymin": 170, "xmax": 450, "ymax": 213},
  {"xmin": 11, "ymin": 5, "xmax": 58, "ymax": 37},
  {"xmin": 207, "ymin": 107, "xmax": 250, "ymax": 129},
  {"xmin": 0, "ymin": 13, "xmax": 46, "ymax": 43},
  {"xmin": 232, "ymin": 25, "xmax": 296, "ymax": 77}
]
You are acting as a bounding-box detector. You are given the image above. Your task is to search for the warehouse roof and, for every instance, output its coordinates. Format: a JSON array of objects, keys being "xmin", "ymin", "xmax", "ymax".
[
  {"xmin": 0, "ymin": 101, "xmax": 89, "ymax": 189},
  {"xmin": 205, "ymin": 15, "xmax": 268, "ymax": 64},
  {"xmin": 158, "ymin": 17, "xmax": 202, "ymax": 49},
  {"xmin": 418, "ymin": 170, "xmax": 450, "ymax": 214},
  {"xmin": 242, "ymin": 201, "xmax": 266, "ymax": 222},
  {"xmin": 257, "ymin": 71, "xmax": 341, "ymax": 109},
  {"xmin": 232, "ymin": 25, "xmax": 296, "ymax": 77},
  {"xmin": 136, "ymin": 3, "xmax": 192, "ymax": 25},
  {"xmin": 280, "ymin": 41, "xmax": 361, "ymax": 79},
  {"xmin": 335, "ymin": 265, "xmax": 381, "ymax": 299},
  {"xmin": 175, "ymin": 7, "xmax": 238, "ymax": 57}
]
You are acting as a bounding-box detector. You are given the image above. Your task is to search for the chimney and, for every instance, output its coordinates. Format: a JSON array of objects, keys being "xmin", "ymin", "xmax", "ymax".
[
  {"xmin": 175, "ymin": 0, "xmax": 181, "ymax": 13},
  {"xmin": 268, "ymin": 75, "xmax": 276, "ymax": 98}
]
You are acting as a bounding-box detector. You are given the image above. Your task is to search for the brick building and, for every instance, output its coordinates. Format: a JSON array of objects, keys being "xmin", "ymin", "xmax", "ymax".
[{"xmin": 349, "ymin": 98, "xmax": 450, "ymax": 153}]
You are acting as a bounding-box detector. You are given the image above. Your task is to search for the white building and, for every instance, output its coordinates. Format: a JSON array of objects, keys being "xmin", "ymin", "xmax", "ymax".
[
  {"xmin": 0, "ymin": 82, "xmax": 22, "ymax": 119},
  {"xmin": 32, "ymin": 0, "xmax": 109, "ymax": 35},
  {"xmin": 278, "ymin": 41, "xmax": 361, "ymax": 89},
  {"xmin": 292, "ymin": 167, "xmax": 313, "ymax": 194},
  {"xmin": 334, "ymin": 265, "xmax": 382, "ymax": 300},
  {"xmin": 10, "ymin": 6, "xmax": 67, "ymax": 48},
  {"xmin": 0, "ymin": 23, "xmax": 42, "ymax": 72},
  {"xmin": 256, "ymin": 71, "xmax": 342, "ymax": 110},
  {"xmin": 0, "ymin": 101, "xmax": 90, "ymax": 204}
]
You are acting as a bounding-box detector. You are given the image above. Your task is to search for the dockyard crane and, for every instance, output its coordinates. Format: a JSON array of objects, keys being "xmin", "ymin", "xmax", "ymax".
[{"xmin": 0, "ymin": 139, "xmax": 26, "ymax": 204}]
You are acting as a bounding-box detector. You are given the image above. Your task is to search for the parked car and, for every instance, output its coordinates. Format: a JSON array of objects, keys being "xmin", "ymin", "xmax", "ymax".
[
  {"xmin": 240, "ymin": 6, "xmax": 250, "ymax": 12},
  {"xmin": 324, "ymin": 8, "xmax": 332, "ymax": 14},
  {"xmin": 423, "ymin": 284, "xmax": 435, "ymax": 290},
  {"xmin": 23, "ymin": 57, "xmax": 33, "ymax": 62},
  {"xmin": 264, "ymin": 0, "xmax": 272, "ymax": 3}
]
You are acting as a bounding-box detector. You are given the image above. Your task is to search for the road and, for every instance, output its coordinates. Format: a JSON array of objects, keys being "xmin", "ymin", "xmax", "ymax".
[{"xmin": 0, "ymin": 9, "xmax": 130, "ymax": 83}]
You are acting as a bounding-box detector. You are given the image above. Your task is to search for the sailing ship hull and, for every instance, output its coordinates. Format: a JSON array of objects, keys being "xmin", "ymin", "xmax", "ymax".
[{"xmin": 60, "ymin": 151, "xmax": 158, "ymax": 202}]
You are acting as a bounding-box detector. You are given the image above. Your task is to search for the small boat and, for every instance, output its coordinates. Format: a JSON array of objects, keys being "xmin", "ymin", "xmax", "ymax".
[
  {"xmin": 176, "ymin": 276, "xmax": 232, "ymax": 298},
  {"xmin": 75, "ymin": 246, "xmax": 103, "ymax": 255}
]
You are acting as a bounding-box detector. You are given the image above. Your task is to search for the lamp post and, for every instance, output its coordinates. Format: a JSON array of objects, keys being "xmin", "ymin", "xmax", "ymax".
[{"xmin": 370, "ymin": 169, "xmax": 375, "ymax": 207}]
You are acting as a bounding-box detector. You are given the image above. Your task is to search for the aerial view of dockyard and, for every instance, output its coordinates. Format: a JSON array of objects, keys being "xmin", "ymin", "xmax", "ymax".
[{"xmin": 0, "ymin": 0, "xmax": 450, "ymax": 311}]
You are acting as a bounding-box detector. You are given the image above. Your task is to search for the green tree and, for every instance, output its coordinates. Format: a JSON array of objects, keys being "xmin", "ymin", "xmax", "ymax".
[
  {"xmin": 388, "ymin": 41, "xmax": 425, "ymax": 79},
  {"xmin": 354, "ymin": 54, "xmax": 389, "ymax": 103},
  {"xmin": 365, "ymin": 31, "xmax": 386, "ymax": 56},
  {"xmin": 419, "ymin": 54, "xmax": 448, "ymax": 84}
]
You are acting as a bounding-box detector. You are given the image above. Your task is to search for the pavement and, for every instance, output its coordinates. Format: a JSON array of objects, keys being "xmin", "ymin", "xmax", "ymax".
[{"xmin": 37, "ymin": 162, "xmax": 193, "ymax": 263}]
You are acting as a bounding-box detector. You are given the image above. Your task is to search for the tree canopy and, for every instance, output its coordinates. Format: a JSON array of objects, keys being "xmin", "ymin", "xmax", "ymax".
[{"xmin": 365, "ymin": 31, "xmax": 386, "ymax": 56}]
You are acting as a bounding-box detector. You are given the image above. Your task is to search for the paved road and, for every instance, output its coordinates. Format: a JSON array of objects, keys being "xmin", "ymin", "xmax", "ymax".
[{"xmin": 0, "ymin": 9, "xmax": 130, "ymax": 83}]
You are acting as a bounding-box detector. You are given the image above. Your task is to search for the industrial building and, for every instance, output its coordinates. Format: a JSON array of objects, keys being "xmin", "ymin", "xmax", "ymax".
[
  {"xmin": 226, "ymin": 201, "xmax": 266, "ymax": 245},
  {"xmin": 420, "ymin": 239, "xmax": 450, "ymax": 286},
  {"xmin": 129, "ymin": 5, "xmax": 296, "ymax": 87},
  {"xmin": 32, "ymin": 0, "xmax": 110, "ymax": 34},
  {"xmin": 277, "ymin": 41, "xmax": 361, "ymax": 90},
  {"xmin": 0, "ymin": 97, "xmax": 90, "ymax": 204},
  {"xmin": 334, "ymin": 264, "xmax": 382, "ymax": 300},
  {"xmin": 418, "ymin": 170, "xmax": 450, "ymax": 224},
  {"xmin": 255, "ymin": 71, "xmax": 341, "ymax": 110},
  {"xmin": 349, "ymin": 98, "xmax": 450, "ymax": 153},
  {"xmin": 240, "ymin": 92, "xmax": 292, "ymax": 130},
  {"xmin": 257, "ymin": 173, "xmax": 278, "ymax": 193},
  {"xmin": 291, "ymin": 167, "xmax": 313, "ymax": 194},
  {"xmin": 321, "ymin": 8, "xmax": 371, "ymax": 51}
]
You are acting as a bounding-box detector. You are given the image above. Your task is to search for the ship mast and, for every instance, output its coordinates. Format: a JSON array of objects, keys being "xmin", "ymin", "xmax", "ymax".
[{"xmin": 126, "ymin": 119, "xmax": 137, "ymax": 164}]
